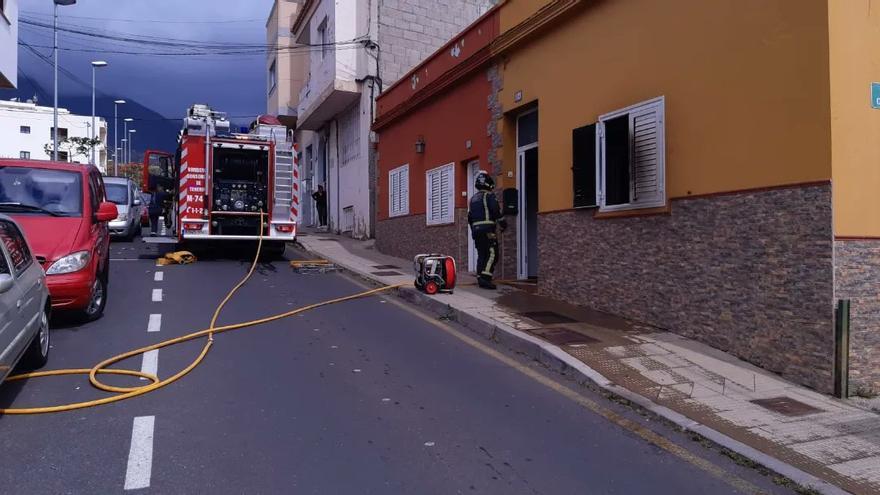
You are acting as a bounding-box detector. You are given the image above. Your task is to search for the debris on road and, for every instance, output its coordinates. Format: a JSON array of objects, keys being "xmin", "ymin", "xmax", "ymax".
[{"xmin": 156, "ymin": 251, "xmax": 197, "ymax": 265}]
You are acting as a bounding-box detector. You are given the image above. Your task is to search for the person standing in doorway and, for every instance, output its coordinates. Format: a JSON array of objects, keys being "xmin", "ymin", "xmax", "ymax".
[
  {"xmin": 468, "ymin": 171, "xmax": 506, "ymax": 290},
  {"xmin": 312, "ymin": 184, "xmax": 328, "ymax": 228},
  {"xmin": 148, "ymin": 184, "xmax": 168, "ymax": 236}
]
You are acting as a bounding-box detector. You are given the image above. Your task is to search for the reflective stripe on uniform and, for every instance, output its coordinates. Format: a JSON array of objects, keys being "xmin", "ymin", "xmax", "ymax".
[
  {"xmin": 483, "ymin": 245, "xmax": 496, "ymax": 277},
  {"xmin": 472, "ymin": 220, "xmax": 495, "ymax": 226},
  {"xmin": 482, "ymin": 192, "xmax": 491, "ymax": 223}
]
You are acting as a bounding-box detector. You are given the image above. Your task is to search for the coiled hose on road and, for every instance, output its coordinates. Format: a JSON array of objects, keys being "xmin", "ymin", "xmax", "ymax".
[{"xmin": 1, "ymin": 214, "xmax": 403, "ymax": 415}]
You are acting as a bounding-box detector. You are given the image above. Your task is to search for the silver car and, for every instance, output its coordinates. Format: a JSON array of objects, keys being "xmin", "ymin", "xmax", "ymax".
[
  {"xmin": 0, "ymin": 214, "xmax": 50, "ymax": 383},
  {"xmin": 104, "ymin": 177, "xmax": 144, "ymax": 240}
]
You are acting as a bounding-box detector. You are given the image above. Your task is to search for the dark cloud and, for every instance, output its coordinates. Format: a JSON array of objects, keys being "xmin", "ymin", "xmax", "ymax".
[{"xmin": 18, "ymin": 0, "xmax": 275, "ymax": 118}]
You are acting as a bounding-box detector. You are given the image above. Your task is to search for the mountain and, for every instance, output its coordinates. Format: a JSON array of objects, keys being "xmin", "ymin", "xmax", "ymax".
[{"xmin": 0, "ymin": 73, "xmax": 181, "ymax": 158}]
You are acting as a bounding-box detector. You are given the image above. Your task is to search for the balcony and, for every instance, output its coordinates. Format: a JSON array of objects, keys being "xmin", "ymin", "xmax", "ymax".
[{"xmin": 297, "ymin": 50, "xmax": 360, "ymax": 131}]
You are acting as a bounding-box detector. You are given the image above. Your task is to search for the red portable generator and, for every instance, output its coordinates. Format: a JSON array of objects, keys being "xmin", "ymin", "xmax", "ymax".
[{"xmin": 413, "ymin": 254, "xmax": 456, "ymax": 295}]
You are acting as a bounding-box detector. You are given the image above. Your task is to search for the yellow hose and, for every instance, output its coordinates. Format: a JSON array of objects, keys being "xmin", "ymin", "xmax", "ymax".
[{"xmin": 1, "ymin": 213, "xmax": 403, "ymax": 415}]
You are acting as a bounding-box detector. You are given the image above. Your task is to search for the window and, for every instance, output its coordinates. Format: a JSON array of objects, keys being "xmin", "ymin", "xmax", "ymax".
[
  {"xmin": 388, "ymin": 164, "xmax": 409, "ymax": 217},
  {"xmin": 594, "ymin": 97, "xmax": 666, "ymax": 211},
  {"xmin": 268, "ymin": 59, "xmax": 277, "ymax": 94},
  {"xmin": 51, "ymin": 127, "xmax": 69, "ymax": 140},
  {"xmin": 318, "ymin": 18, "xmax": 330, "ymax": 59},
  {"xmin": 339, "ymin": 105, "xmax": 361, "ymax": 165},
  {"xmin": 19, "ymin": 151, "xmax": 30, "ymax": 160},
  {"xmin": 426, "ymin": 163, "xmax": 454, "ymax": 225},
  {"xmin": 0, "ymin": 220, "xmax": 34, "ymax": 276},
  {"xmin": 20, "ymin": 126, "xmax": 30, "ymax": 134}
]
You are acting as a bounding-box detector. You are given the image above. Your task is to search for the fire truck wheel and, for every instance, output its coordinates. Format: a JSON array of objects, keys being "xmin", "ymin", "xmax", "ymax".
[{"xmin": 425, "ymin": 281, "xmax": 439, "ymax": 295}]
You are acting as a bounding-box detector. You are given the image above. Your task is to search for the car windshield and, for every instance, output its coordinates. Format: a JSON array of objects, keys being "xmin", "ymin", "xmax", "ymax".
[
  {"xmin": 105, "ymin": 183, "xmax": 130, "ymax": 205},
  {"xmin": 0, "ymin": 166, "xmax": 83, "ymax": 216}
]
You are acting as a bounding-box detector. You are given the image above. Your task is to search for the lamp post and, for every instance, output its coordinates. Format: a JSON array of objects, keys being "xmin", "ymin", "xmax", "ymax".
[
  {"xmin": 121, "ymin": 138, "xmax": 127, "ymax": 167},
  {"xmin": 128, "ymin": 129, "xmax": 137, "ymax": 166},
  {"xmin": 89, "ymin": 61, "xmax": 107, "ymax": 166},
  {"xmin": 53, "ymin": 0, "xmax": 77, "ymax": 162},
  {"xmin": 113, "ymin": 100, "xmax": 125, "ymax": 175},
  {"xmin": 123, "ymin": 117, "xmax": 133, "ymax": 164}
]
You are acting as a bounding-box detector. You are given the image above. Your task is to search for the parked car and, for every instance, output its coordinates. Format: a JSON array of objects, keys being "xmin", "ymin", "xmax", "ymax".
[
  {"xmin": 104, "ymin": 177, "xmax": 145, "ymax": 240},
  {"xmin": 0, "ymin": 214, "xmax": 51, "ymax": 383},
  {"xmin": 0, "ymin": 160, "xmax": 118, "ymax": 321},
  {"xmin": 140, "ymin": 192, "xmax": 152, "ymax": 226}
]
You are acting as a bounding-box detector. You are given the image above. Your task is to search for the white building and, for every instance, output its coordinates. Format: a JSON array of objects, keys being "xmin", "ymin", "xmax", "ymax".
[
  {"xmin": 0, "ymin": 0, "xmax": 18, "ymax": 89},
  {"xmin": 288, "ymin": 0, "xmax": 494, "ymax": 238},
  {"xmin": 0, "ymin": 100, "xmax": 109, "ymax": 173}
]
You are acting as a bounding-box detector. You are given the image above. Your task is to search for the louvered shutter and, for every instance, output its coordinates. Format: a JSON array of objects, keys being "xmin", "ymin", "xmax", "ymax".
[
  {"xmin": 399, "ymin": 167, "xmax": 409, "ymax": 215},
  {"xmin": 440, "ymin": 165, "xmax": 452, "ymax": 223},
  {"xmin": 426, "ymin": 164, "xmax": 454, "ymax": 225},
  {"xmin": 630, "ymin": 102, "xmax": 664, "ymax": 208},
  {"xmin": 389, "ymin": 170, "xmax": 399, "ymax": 216},
  {"xmin": 572, "ymin": 123, "xmax": 597, "ymax": 208}
]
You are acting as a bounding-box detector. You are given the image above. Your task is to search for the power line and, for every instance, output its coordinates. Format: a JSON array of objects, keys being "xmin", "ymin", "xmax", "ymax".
[{"xmin": 21, "ymin": 10, "xmax": 265, "ymax": 24}]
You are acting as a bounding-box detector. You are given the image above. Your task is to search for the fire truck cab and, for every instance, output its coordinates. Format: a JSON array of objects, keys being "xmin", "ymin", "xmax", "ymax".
[{"xmin": 143, "ymin": 105, "xmax": 298, "ymax": 254}]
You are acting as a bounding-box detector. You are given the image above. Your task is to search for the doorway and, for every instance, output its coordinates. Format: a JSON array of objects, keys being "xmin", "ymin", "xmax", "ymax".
[
  {"xmin": 466, "ymin": 160, "xmax": 480, "ymax": 273},
  {"xmin": 516, "ymin": 109, "xmax": 539, "ymax": 280}
]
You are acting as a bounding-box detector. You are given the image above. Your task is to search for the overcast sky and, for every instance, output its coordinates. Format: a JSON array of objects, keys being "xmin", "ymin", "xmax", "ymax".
[{"xmin": 17, "ymin": 0, "xmax": 275, "ymax": 119}]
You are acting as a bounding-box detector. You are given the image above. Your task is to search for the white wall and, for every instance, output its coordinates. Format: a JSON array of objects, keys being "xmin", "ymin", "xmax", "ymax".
[
  {"xmin": 0, "ymin": 0, "xmax": 18, "ymax": 88},
  {"xmin": 0, "ymin": 101, "xmax": 109, "ymax": 173}
]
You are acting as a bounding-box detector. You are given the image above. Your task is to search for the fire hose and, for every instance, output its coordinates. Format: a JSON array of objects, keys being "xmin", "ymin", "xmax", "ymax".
[{"xmin": 1, "ymin": 213, "xmax": 403, "ymax": 415}]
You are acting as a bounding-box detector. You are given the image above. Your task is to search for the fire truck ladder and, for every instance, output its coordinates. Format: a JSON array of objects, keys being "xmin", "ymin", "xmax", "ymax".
[{"xmin": 273, "ymin": 145, "xmax": 295, "ymax": 220}]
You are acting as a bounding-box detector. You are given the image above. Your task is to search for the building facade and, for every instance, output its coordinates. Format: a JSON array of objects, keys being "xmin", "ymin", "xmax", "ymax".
[
  {"xmin": 0, "ymin": 0, "xmax": 18, "ymax": 89},
  {"xmin": 266, "ymin": 0, "xmax": 308, "ymax": 124},
  {"xmin": 0, "ymin": 100, "xmax": 108, "ymax": 173},
  {"xmin": 373, "ymin": 0, "xmax": 880, "ymax": 395},
  {"xmin": 289, "ymin": 0, "xmax": 495, "ymax": 237}
]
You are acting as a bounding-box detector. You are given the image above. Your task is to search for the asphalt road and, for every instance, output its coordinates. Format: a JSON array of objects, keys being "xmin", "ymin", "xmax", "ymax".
[{"xmin": 0, "ymin": 235, "xmax": 801, "ymax": 494}]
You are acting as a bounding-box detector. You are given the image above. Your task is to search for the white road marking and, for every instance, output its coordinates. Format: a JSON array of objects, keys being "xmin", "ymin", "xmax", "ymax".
[
  {"xmin": 151, "ymin": 289, "xmax": 163, "ymax": 302},
  {"xmin": 124, "ymin": 416, "xmax": 155, "ymax": 491},
  {"xmin": 140, "ymin": 350, "xmax": 159, "ymax": 380},
  {"xmin": 154, "ymin": 272, "xmax": 164, "ymax": 282},
  {"xmin": 147, "ymin": 314, "xmax": 162, "ymax": 333}
]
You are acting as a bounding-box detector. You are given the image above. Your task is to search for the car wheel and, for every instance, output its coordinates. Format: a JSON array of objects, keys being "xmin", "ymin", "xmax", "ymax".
[
  {"xmin": 23, "ymin": 307, "xmax": 50, "ymax": 369},
  {"xmin": 81, "ymin": 274, "xmax": 108, "ymax": 322}
]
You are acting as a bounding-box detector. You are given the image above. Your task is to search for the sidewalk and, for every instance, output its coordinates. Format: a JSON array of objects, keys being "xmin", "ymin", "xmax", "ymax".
[{"xmin": 296, "ymin": 229, "xmax": 880, "ymax": 495}]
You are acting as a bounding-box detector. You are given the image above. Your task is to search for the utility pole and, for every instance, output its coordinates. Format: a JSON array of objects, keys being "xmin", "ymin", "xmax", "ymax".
[
  {"xmin": 90, "ymin": 61, "xmax": 107, "ymax": 166},
  {"xmin": 114, "ymin": 100, "xmax": 126, "ymax": 175},
  {"xmin": 53, "ymin": 0, "xmax": 77, "ymax": 162}
]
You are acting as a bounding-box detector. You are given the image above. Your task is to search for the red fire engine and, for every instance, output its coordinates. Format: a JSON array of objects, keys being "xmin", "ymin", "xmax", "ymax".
[{"xmin": 142, "ymin": 105, "xmax": 299, "ymax": 255}]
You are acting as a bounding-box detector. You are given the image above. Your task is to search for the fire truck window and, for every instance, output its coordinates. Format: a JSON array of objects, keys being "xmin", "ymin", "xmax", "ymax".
[{"xmin": 214, "ymin": 149, "xmax": 267, "ymax": 182}]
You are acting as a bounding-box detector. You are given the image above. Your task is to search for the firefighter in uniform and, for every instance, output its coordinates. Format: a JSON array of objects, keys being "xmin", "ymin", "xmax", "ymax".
[{"xmin": 468, "ymin": 171, "xmax": 507, "ymax": 290}]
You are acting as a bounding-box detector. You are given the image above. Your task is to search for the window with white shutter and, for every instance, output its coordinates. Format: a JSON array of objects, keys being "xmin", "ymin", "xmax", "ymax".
[
  {"xmin": 597, "ymin": 96, "xmax": 665, "ymax": 212},
  {"xmin": 426, "ymin": 163, "xmax": 455, "ymax": 225},
  {"xmin": 388, "ymin": 164, "xmax": 409, "ymax": 217}
]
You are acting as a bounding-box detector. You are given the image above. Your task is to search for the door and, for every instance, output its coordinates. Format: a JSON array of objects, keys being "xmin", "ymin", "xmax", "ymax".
[
  {"xmin": 466, "ymin": 161, "xmax": 480, "ymax": 273},
  {"xmin": 0, "ymin": 237, "xmax": 22, "ymax": 376},
  {"xmin": 516, "ymin": 109, "xmax": 539, "ymax": 280}
]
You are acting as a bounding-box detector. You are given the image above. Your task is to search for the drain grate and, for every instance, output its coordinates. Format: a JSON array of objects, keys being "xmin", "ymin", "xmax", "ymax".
[
  {"xmin": 372, "ymin": 264, "xmax": 401, "ymax": 270},
  {"xmin": 520, "ymin": 311, "xmax": 577, "ymax": 324},
  {"xmin": 371, "ymin": 271, "xmax": 404, "ymax": 277},
  {"xmin": 536, "ymin": 328, "xmax": 600, "ymax": 347},
  {"xmin": 751, "ymin": 397, "xmax": 823, "ymax": 417}
]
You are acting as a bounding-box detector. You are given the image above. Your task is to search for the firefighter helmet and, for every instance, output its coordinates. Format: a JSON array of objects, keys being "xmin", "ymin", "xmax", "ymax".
[{"xmin": 474, "ymin": 171, "xmax": 494, "ymax": 191}]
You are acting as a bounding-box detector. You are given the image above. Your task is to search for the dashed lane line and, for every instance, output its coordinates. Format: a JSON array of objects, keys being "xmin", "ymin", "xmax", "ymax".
[
  {"xmin": 151, "ymin": 289, "xmax": 163, "ymax": 302},
  {"xmin": 124, "ymin": 416, "xmax": 156, "ymax": 491},
  {"xmin": 147, "ymin": 314, "xmax": 162, "ymax": 333},
  {"xmin": 140, "ymin": 350, "xmax": 158, "ymax": 381},
  {"xmin": 154, "ymin": 271, "xmax": 164, "ymax": 282}
]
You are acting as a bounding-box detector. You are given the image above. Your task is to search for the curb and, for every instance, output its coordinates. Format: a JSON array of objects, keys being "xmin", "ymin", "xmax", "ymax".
[{"xmin": 295, "ymin": 240, "xmax": 850, "ymax": 495}]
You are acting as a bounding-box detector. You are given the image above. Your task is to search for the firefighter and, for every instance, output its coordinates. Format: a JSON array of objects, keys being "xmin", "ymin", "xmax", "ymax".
[{"xmin": 468, "ymin": 171, "xmax": 507, "ymax": 290}]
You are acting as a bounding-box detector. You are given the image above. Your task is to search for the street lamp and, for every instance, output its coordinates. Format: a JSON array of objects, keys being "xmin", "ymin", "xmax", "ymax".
[
  {"xmin": 53, "ymin": 0, "xmax": 77, "ymax": 162},
  {"xmin": 123, "ymin": 117, "xmax": 133, "ymax": 164},
  {"xmin": 90, "ymin": 61, "xmax": 107, "ymax": 166},
  {"xmin": 128, "ymin": 129, "xmax": 137, "ymax": 166},
  {"xmin": 113, "ymin": 100, "xmax": 125, "ymax": 175}
]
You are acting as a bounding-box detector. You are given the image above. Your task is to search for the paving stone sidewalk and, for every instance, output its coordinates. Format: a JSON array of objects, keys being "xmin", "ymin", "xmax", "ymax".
[{"xmin": 296, "ymin": 231, "xmax": 880, "ymax": 495}]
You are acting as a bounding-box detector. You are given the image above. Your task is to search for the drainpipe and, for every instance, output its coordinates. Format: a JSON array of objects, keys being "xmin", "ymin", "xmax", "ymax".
[
  {"xmin": 834, "ymin": 299, "xmax": 851, "ymax": 398},
  {"xmin": 335, "ymin": 118, "xmax": 341, "ymax": 234}
]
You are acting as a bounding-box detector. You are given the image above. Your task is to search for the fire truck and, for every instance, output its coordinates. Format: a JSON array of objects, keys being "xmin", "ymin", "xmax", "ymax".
[{"xmin": 142, "ymin": 104, "xmax": 299, "ymax": 255}]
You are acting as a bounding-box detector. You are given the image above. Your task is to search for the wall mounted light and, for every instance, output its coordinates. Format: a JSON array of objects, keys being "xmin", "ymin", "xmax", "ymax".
[{"xmin": 415, "ymin": 136, "xmax": 425, "ymax": 154}]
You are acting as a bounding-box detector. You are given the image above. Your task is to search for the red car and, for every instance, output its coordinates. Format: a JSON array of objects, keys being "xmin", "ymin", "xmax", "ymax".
[{"xmin": 0, "ymin": 160, "xmax": 118, "ymax": 321}]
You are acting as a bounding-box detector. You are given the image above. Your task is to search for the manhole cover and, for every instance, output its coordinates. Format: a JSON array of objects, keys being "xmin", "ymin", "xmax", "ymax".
[
  {"xmin": 538, "ymin": 328, "xmax": 600, "ymax": 347},
  {"xmin": 519, "ymin": 311, "xmax": 577, "ymax": 324},
  {"xmin": 373, "ymin": 264, "xmax": 401, "ymax": 270},
  {"xmin": 371, "ymin": 271, "xmax": 404, "ymax": 277},
  {"xmin": 751, "ymin": 397, "xmax": 823, "ymax": 417}
]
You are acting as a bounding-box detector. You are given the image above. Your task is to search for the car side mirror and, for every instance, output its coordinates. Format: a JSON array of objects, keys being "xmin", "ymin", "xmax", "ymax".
[
  {"xmin": 0, "ymin": 274, "xmax": 14, "ymax": 294},
  {"xmin": 133, "ymin": 198, "xmax": 143, "ymax": 206},
  {"xmin": 96, "ymin": 202, "xmax": 119, "ymax": 223}
]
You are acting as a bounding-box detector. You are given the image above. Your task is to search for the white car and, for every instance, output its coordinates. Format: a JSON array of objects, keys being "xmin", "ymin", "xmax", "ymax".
[
  {"xmin": 0, "ymin": 214, "xmax": 50, "ymax": 383},
  {"xmin": 104, "ymin": 177, "xmax": 145, "ymax": 240}
]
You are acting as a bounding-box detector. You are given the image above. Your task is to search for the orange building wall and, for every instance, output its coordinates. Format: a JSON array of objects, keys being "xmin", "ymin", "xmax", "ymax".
[
  {"xmin": 497, "ymin": 0, "xmax": 832, "ymax": 213},
  {"xmin": 829, "ymin": 0, "xmax": 880, "ymax": 238}
]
